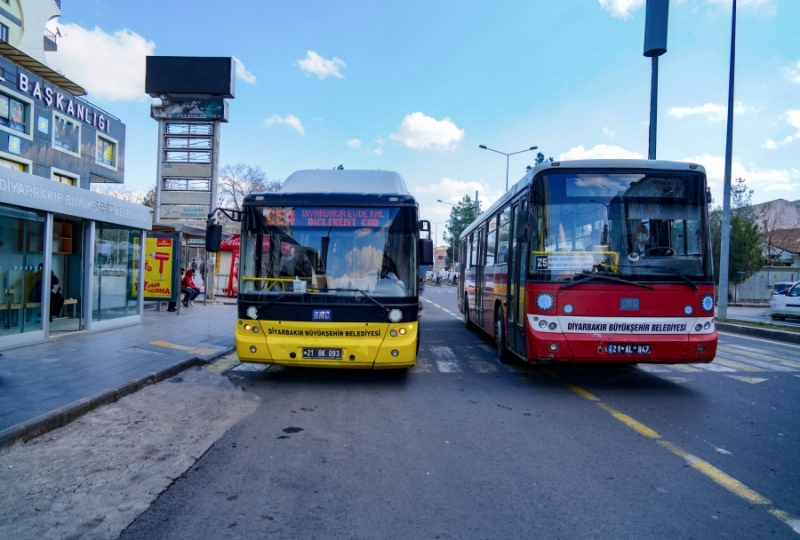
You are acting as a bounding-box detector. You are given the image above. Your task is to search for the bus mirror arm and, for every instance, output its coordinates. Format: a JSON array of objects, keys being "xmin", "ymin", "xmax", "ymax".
[{"xmin": 205, "ymin": 207, "xmax": 242, "ymax": 253}]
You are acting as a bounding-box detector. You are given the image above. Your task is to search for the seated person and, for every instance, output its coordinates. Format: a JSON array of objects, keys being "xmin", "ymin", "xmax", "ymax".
[
  {"xmin": 381, "ymin": 254, "xmax": 399, "ymax": 280},
  {"xmin": 632, "ymin": 224, "xmax": 650, "ymax": 257},
  {"xmin": 181, "ymin": 268, "xmax": 201, "ymax": 307}
]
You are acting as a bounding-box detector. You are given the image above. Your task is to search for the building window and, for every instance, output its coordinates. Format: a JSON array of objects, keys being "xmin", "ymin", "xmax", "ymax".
[
  {"xmin": 0, "ymin": 24, "xmax": 8, "ymax": 43},
  {"xmin": 53, "ymin": 114, "xmax": 81, "ymax": 156},
  {"xmin": 53, "ymin": 172, "xmax": 77, "ymax": 186},
  {"xmin": 96, "ymin": 135, "xmax": 117, "ymax": 168},
  {"xmin": 0, "ymin": 93, "xmax": 28, "ymax": 133},
  {"xmin": 0, "ymin": 157, "xmax": 26, "ymax": 171}
]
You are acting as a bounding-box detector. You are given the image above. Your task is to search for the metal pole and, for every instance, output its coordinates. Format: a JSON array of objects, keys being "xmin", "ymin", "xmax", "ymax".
[
  {"xmin": 505, "ymin": 155, "xmax": 510, "ymax": 191},
  {"xmin": 154, "ymin": 120, "xmax": 164, "ymax": 224},
  {"xmin": 718, "ymin": 0, "xmax": 736, "ymax": 320},
  {"xmin": 207, "ymin": 120, "xmax": 221, "ymax": 302},
  {"xmin": 648, "ymin": 55, "xmax": 659, "ymax": 160}
]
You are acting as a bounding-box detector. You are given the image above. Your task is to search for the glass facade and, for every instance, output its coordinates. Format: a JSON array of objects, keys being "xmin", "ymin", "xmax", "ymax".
[
  {"xmin": 92, "ymin": 222, "xmax": 141, "ymax": 322},
  {"xmin": 0, "ymin": 203, "xmax": 45, "ymax": 337}
]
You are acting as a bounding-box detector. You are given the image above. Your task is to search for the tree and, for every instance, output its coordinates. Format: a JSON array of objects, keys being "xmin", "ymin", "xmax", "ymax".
[
  {"xmin": 142, "ymin": 186, "xmax": 156, "ymax": 210},
  {"xmin": 709, "ymin": 178, "xmax": 762, "ymax": 289},
  {"xmin": 443, "ymin": 195, "xmax": 482, "ymax": 266},
  {"xmin": 90, "ymin": 185, "xmax": 144, "ymax": 203},
  {"xmin": 218, "ymin": 163, "xmax": 281, "ymax": 211},
  {"xmin": 526, "ymin": 152, "xmax": 554, "ymax": 171}
]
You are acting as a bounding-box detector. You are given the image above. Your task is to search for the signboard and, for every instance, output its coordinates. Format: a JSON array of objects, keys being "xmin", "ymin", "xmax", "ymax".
[
  {"xmin": 161, "ymin": 163, "xmax": 212, "ymax": 178},
  {"xmin": 160, "ymin": 205, "xmax": 210, "ymax": 220},
  {"xmin": 151, "ymin": 99, "xmax": 228, "ymax": 121},
  {"xmin": 161, "ymin": 191, "xmax": 211, "ymax": 205},
  {"xmin": 0, "ymin": 166, "xmax": 152, "ymax": 229},
  {"xmin": 263, "ymin": 207, "xmax": 398, "ymax": 228},
  {"xmin": 144, "ymin": 235, "xmax": 178, "ymax": 301},
  {"xmin": 130, "ymin": 234, "xmax": 142, "ymax": 299}
]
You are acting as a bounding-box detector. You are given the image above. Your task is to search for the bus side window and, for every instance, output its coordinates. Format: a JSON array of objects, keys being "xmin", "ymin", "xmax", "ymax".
[
  {"xmin": 469, "ymin": 233, "xmax": 476, "ymax": 268},
  {"xmin": 486, "ymin": 217, "xmax": 497, "ymax": 266},
  {"xmin": 497, "ymin": 207, "xmax": 511, "ymax": 264}
]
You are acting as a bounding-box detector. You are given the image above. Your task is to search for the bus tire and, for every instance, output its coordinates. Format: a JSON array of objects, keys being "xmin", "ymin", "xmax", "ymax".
[
  {"xmin": 464, "ymin": 295, "xmax": 476, "ymax": 331},
  {"xmin": 495, "ymin": 308, "xmax": 513, "ymax": 364}
]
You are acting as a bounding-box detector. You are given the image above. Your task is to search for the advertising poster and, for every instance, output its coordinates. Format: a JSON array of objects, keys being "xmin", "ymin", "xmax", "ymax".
[
  {"xmin": 151, "ymin": 99, "xmax": 226, "ymax": 120},
  {"xmin": 144, "ymin": 235, "xmax": 178, "ymax": 301}
]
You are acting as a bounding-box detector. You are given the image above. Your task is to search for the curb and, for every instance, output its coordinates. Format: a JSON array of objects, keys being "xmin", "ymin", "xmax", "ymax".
[
  {"xmin": 0, "ymin": 345, "xmax": 234, "ymax": 451},
  {"xmin": 716, "ymin": 322, "xmax": 800, "ymax": 345}
]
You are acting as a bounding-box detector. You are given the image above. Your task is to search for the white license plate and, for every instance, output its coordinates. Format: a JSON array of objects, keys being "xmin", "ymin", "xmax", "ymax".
[
  {"xmin": 302, "ymin": 348, "xmax": 343, "ymax": 359},
  {"xmin": 606, "ymin": 344, "xmax": 651, "ymax": 355}
]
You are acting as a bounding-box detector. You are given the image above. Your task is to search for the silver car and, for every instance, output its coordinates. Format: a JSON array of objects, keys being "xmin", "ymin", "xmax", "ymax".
[{"xmin": 769, "ymin": 282, "xmax": 800, "ymax": 320}]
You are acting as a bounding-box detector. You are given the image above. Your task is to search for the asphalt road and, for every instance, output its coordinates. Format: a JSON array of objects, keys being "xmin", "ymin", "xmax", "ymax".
[{"xmin": 121, "ymin": 285, "xmax": 800, "ymax": 539}]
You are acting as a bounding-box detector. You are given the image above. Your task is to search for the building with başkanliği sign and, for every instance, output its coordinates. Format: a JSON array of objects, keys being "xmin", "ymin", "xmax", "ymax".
[{"xmin": 0, "ymin": 0, "xmax": 153, "ymax": 350}]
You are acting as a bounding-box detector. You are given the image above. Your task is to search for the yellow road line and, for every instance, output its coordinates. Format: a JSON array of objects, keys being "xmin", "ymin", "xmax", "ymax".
[
  {"xmin": 151, "ymin": 340, "xmax": 222, "ymax": 356},
  {"xmin": 207, "ymin": 352, "xmax": 241, "ymax": 374},
  {"xmin": 597, "ymin": 402, "xmax": 662, "ymax": 439},
  {"xmin": 563, "ymin": 381, "xmax": 798, "ymax": 532},
  {"xmin": 657, "ymin": 441, "xmax": 770, "ymax": 505}
]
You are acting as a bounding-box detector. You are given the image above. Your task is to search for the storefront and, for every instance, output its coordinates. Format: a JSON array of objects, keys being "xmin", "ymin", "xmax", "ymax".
[{"xmin": 0, "ymin": 167, "xmax": 152, "ymax": 350}]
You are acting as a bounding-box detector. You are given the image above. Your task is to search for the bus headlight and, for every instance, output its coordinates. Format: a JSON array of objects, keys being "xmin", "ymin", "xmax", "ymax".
[
  {"xmin": 684, "ymin": 305, "xmax": 693, "ymax": 315},
  {"xmin": 704, "ymin": 321, "xmax": 711, "ymax": 330},
  {"xmin": 388, "ymin": 309, "xmax": 402, "ymax": 322},
  {"xmin": 536, "ymin": 293, "xmax": 554, "ymax": 311},
  {"xmin": 399, "ymin": 328, "xmax": 407, "ymax": 335},
  {"xmin": 253, "ymin": 326, "xmax": 260, "ymax": 333},
  {"xmin": 563, "ymin": 304, "xmax": 574, "ymax": 314},
  {"xmin": 695, "ymin": 324, "xmax": 703, "ymax": 332},
  {"xmin": 244, "ymin": 324, "xmax": 252, "ymax": 332},
  {"xmin": 701, "ymin": 295, "xmax": 714, "ymax": 313},
  {"xmin": 390, "ymin": 330, "xmax": 398, "ymax": 337},
  {"xmin": 539, "ymin": 320, "xmax": 548, "ymax": 329}
]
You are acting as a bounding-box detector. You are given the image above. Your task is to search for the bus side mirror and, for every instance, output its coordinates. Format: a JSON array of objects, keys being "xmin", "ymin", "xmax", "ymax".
[
  {"xmin": 206, "ymin": 223, "xmax": 222, "ymax": 252},
  {"xmin": 419, "ymin": 238, "xmax": 433, "ymax": 266}
]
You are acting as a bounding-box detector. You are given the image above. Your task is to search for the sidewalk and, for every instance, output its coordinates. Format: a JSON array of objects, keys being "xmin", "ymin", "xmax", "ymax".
[{"xmin": 0, "ymin": 301, "xmax": 238, "ymax": 449}]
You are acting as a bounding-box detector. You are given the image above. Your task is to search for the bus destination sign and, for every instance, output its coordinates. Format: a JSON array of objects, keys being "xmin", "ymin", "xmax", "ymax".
[{"xmin": 264, "ymin": 207, "xmax": 397, "ymax": 228}]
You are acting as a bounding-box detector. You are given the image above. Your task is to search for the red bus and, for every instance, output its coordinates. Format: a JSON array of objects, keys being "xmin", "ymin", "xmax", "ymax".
[{"xmin": 458, "ymin": 159, "xmax": 717, "ymax": 364}]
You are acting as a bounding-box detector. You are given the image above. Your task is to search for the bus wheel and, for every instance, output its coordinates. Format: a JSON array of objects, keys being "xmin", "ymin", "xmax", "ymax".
[
  {"xmin": 495, "ymin": 309, "xmax": 512, "ymax": 364},
  {"xmin": 464, "ymin": 295, "xmax": 476, "ymax": 330}
]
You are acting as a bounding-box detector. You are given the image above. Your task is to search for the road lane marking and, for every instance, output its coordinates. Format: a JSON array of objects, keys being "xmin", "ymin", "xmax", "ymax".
[
  {"xmin": 430, "ymin": 346, "xmax": 462, "ymax": 373},
  {"xmin": 423, "ymin": 299, "xmax": 462, "ymax": 320},
  {"xmin": 656, "ymin": 441, "xmax": 770, "ymax": 505},
  {"xmin": 726, "ymin": 375, "xmax": 769, "ymax": 384},
  {"xmin": 466, "ymin": 355, "xmax": 498, "ymax": 373},
  {"xmin": 691, "ymin": 363, "xmax": 737, "ymax": 372},
  {"xmin": 719, "ymin": 344, "xmax": 800, "ymax": 369},
  {"xmin": 711, "ymin": 357, "xmax": 766, "ymax": 372},
  {"xmin": 559, "ymin": 378, "xmax": 798, "ymax": 533},
  {"xmin": 717, "ymin": 354, "xmax": 796, "ymax": 372},
  {"xmin": 411, "ymin": 355, "xmax": 433, "ymax": 373},
  {"xmin": 637, "ymin": 364, "xmax": 673, "ymax": 373},
  {"xmin": 665, "ymin": 364, "xmax": 702, "ymax": 373},
  {"xmin": 718, "ymin": 331, "xmax": 800, "ymax": 349}
]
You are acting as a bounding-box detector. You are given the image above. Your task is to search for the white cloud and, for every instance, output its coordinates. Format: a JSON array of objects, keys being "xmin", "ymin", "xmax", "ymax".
[
  {"xmin": 346, "ymin": 138, "xmax": 362, "ymax": 149},
  {"xmin": 558, "ymin": 144, "xmax": 644, "ymax": 161},
  {"xmin": 390, "ymin": 112, "xmax": 465, "ymax": 151},
  {"xmin": 295, "ymin": 51, "xmax": 345, "ymax": 79},
  {"xmin": 681, "ymin": 154, "xmax": 798, "ymax": 203},
  {"xmin": 784, "ymin": 60, "xmax": 800, "ymax": 84},
  {"xmin": 416, "ymin": 177, "xmax": 504, "ymax": 221},
  {"xmin": 761, "ymin": 109, "xmax": 800, "ymax": 149},
  {"xmin": 598, "ymin": 0, "xmax": 645, "ymax": 19},
  {"xmin": 603, "ymin": 126, "xmax": 616, "ymax": 138},
  {"xmin": 668, "ymin": 102, "xmax": 747, "ymax": 122},
  {"xmin": 264, "ymin": 114, "xmax": 305, "ymax": 134},
  {"xmin": 44, "ymin": 24, "xmax": 155, "ymax": 102},
  {"xmin": 233, "ymin": 56, "xmax": 256, "ymax": 84}
]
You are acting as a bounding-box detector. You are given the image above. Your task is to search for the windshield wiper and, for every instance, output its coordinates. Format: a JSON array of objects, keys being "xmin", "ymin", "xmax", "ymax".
[
  {"xmin": 665, "ymin": 267, "xmax": 698, "ymax": 291},
  {"xmin": 561, "ymin": 273, "xmax": 654, "ymax": 290},
  {"xmin": 327, "ymin": 288, "xmax": 389, "ymax": 313}
]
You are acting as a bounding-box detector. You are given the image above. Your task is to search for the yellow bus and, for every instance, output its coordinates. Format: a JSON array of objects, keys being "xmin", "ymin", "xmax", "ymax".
[{"xmin": 207, "ymin": 169, "xmax": 433, "ymax": 369}]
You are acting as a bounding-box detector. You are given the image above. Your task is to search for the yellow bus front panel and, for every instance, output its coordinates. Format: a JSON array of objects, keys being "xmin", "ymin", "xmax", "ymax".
[{"xmin": 235, "ymin": 319, "xmax": 418, "ymax": 369}]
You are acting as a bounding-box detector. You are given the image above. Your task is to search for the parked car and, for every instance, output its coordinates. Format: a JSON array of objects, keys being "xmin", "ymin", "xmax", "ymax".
[
  {"xmin": 772, "ymin": 282, "xmax": 796, "ymax": 295},
  {"xmin": 769, "ymin": 282, "xmax": 800, "ymax": 320}
]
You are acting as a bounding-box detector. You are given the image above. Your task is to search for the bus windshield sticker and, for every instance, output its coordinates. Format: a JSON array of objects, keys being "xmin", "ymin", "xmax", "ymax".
[
  {"xmin": 546, "ymin": 254, "xmax": 594, "ymax": 271},
  {"xmin": 536, "ymin": 256, "xmax": 549, "ymax": 270}
]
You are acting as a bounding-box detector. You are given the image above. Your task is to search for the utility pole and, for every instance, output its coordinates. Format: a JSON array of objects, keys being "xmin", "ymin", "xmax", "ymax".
[
  {"xmin": 718, "ymin": 0, "xmax": 737, "ymax": 320},
  {"xmin": 644, "ymin": 0, "xmax": 669, "ymax": 160}
]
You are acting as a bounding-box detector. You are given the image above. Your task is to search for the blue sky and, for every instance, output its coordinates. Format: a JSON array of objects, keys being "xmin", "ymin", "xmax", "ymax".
[{"xmin": 46, "ymin": 0, "xmax": 799, "ymax": 239}]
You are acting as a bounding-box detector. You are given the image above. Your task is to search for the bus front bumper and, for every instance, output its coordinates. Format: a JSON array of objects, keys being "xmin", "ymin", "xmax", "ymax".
[{"xmin": 235, "ymin": 320, "xmax": 418, "ymax": 369}]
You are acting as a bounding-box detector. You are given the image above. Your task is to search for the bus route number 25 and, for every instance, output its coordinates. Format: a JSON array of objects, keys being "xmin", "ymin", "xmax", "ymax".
[{"xmin": 536, "ymin": 256, "xmax": 549, "ymax": 270}]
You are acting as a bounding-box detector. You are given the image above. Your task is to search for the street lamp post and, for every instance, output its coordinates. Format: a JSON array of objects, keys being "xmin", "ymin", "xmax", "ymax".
[{"xmin": 479, "ymin": 145, "xmax": 538, "ymax": 191}]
